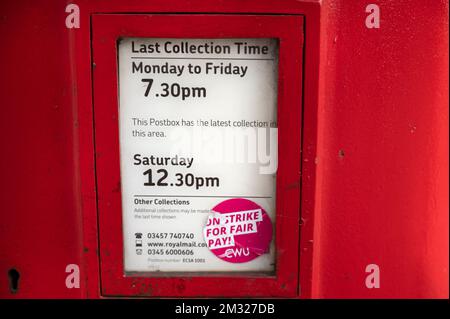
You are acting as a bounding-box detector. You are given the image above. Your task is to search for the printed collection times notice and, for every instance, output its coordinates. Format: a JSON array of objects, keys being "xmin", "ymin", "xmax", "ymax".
[{"xmin": 118, "ymin": 38, "xmax": 279, "ymax": 273}]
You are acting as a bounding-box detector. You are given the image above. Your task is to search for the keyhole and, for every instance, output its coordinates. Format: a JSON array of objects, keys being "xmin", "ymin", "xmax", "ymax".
[{"xmin": 8, "ymin": 268, "xmax": 20, "ymax": 293}]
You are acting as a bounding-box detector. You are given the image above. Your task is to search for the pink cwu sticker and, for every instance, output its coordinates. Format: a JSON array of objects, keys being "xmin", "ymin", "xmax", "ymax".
[{"xmin": 203, "ymin": 198, "xmax": 273, "ymax": 263}]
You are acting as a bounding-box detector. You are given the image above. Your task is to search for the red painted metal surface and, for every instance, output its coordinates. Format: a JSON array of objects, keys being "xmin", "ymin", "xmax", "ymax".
[{"xmin": 0, "ymin": 0, "xmax": 448, "ymax": 299}]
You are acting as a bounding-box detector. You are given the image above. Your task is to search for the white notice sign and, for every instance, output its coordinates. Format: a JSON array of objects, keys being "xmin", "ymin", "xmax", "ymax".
[{"xmin": 118, "ymin": 38, "xmax": 278, "ymax": 273}]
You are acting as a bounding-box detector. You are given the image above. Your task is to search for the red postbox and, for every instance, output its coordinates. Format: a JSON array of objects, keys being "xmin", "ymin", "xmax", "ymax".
[{"xmin": 0, "ymin": 0, "xmax": 448, "ymax": 299}]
